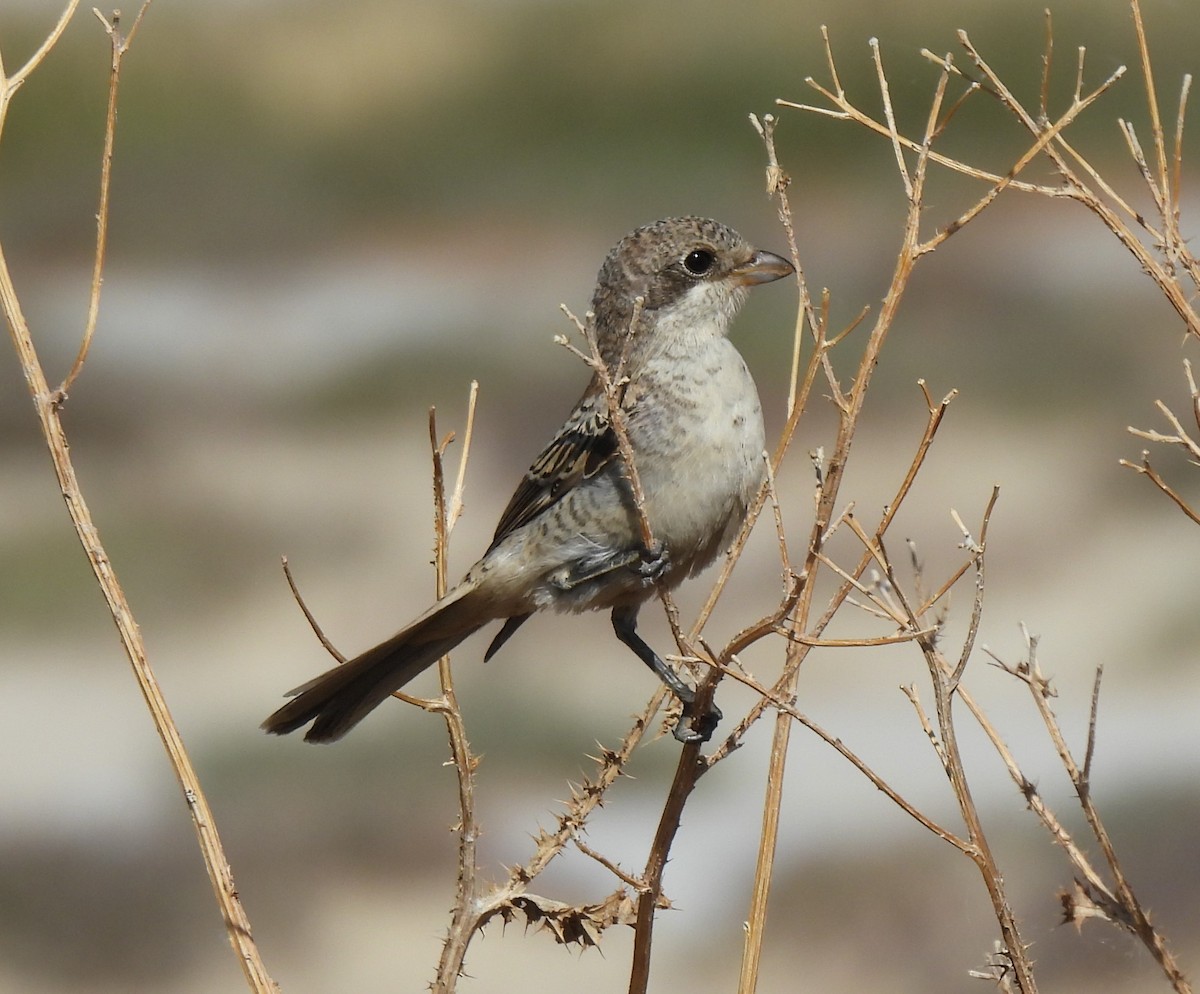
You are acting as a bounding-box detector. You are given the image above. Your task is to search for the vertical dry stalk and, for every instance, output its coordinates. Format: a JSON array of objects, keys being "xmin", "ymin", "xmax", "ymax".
[
  {"xmin": 423, "ymin": 378, "xmax": 656, "ymax": 986},
  {"xmin": 428, "ymin": 396, "xmax": 484, "ymax": 994},
  {"xmin": 754, "ymin": 8, "xmax": 1196, "ymax": 993},
  {"xmin": 556, "ymin": 303, "xmax": 714, "ymax": 993},
  {"xmin": 735, "ymin": 41, "xmax": 1027, "ymax": 994},
  {"xmin": 0, "ymin": 5, "xmax": 277, "ymax": 992}
]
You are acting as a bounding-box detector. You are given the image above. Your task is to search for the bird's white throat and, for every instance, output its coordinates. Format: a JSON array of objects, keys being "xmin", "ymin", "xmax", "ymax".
[{"xmin": 645, "ymin": 280, "xmax": 748, "ymax": 357}]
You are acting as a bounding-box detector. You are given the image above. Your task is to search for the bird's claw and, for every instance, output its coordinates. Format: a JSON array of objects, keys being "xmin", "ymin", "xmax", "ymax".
[
  {"xmin": 633, "ymin": 540, "xmax": 670, "ymax": 586},
  {"xmin": 672, "ymin": 699, "xmax": 722, "ymax": 743}
]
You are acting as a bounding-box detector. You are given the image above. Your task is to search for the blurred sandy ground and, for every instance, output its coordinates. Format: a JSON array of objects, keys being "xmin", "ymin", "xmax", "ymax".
[{"xmin": 1, "ymin": 0, "xmax": 1197, "ymax": 991}]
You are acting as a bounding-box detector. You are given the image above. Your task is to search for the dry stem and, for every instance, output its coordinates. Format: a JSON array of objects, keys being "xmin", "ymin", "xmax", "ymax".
[
  {"xmin": 767, "ymin": 10, "xmax": 1194, "ymax": 992},
  {"xmin": 1, "ymin": 6, "xmax": 276, "ymax": 991},
  {"xmin": 429, "ymin": 397, "xmax": 486, "ymax": 993},
  {"xmin": 1122, "ymin": 359, "xmax": 1200, "ymax": 524},
  {"xmin": 983, "ymin": 635, "xmax": 1193, "ymax": 994},
  {"xmin": 735, "ymin": 47, "xmax": 1020, "ymax": 991}
]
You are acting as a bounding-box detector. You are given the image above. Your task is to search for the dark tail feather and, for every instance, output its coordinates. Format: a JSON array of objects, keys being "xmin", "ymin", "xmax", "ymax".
[{"xmin": 262, "ymin": 586, "xmax": 487, "ymax": 743}]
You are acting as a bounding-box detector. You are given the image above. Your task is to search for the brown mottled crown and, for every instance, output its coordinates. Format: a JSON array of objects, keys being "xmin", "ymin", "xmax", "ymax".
[{"xmin": 589, "ymin": 217, "xmax": 757, "ymax": 358}]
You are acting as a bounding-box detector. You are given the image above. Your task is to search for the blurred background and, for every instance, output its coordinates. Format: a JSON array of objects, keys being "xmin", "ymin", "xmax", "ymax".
[{"xmin": 1, "ymin": 0, "xmax": 1197, "ymax": 991}]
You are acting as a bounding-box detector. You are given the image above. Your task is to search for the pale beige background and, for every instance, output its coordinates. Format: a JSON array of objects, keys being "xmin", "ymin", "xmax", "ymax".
[{"xmin": 1, "ymin": 1, "xmax": 1197, "ymax": 992}]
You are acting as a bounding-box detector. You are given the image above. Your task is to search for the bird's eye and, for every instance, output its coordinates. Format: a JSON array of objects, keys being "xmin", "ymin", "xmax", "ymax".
[{"xmin": 682, "ymin": 248, "xmax": 716, "ymax": 276}]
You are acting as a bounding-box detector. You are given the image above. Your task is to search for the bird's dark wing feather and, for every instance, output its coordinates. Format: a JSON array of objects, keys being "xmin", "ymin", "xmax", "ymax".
[{"xmin": 488, "ymin": 385, "xmax": 619, "ymax": 550}]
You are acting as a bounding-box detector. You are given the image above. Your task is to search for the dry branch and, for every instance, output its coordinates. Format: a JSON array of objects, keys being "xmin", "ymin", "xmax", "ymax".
[{"xmin": 1, "ymin": 5, "xmax": 276, "ymax": 991}]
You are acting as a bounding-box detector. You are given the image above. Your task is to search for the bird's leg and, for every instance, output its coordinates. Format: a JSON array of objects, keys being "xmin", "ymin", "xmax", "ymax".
[
  {"xmin": 549, "ymin": 541, "xmax": 669, "ymax": 592},
  {"xmin": 549, "ymin": 549, "xmax": 643, "ymax": 591},
  {"xmin": 611, "ymin": 605, "xmax": 722, "ymax": 743}
]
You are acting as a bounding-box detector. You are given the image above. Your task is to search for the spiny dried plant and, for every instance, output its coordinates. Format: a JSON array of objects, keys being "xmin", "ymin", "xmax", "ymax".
[{"xmin": 394, "ymin": 5, "xmax": 1196, "ymax": 992}]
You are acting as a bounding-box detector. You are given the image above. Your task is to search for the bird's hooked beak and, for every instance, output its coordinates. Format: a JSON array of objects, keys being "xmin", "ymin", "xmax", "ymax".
[{"xmin": 728, "ymin": 249, "xmax": 794, "ymax": 287}]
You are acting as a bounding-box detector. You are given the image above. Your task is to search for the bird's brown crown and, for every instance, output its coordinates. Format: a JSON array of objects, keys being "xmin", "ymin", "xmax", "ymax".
[{"xmin": 590, "ymin": 217, "xmax": 758, "ymax": 358}]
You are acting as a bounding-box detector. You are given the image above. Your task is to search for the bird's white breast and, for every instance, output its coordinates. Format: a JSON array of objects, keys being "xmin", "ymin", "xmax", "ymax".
[{"xmin": 630, "ymin": 330, "xmax": 766, "ymax": 576}]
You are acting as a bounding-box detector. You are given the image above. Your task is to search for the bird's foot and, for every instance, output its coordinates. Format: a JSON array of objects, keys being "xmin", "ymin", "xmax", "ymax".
[
  {"xmin": 632, "ymin": 540, "xmax": 670, "ymax": 586},
  {"xmin": 672, "ymin": 698, "xmax": 722, "ymax": 744},
  {"xmin": 551, "ymin": 544, "xmax": 666, "ymax": 593}
]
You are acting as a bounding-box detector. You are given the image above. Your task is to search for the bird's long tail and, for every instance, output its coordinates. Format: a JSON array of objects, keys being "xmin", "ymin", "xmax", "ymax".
[{"xmin": 262, "ymin": 582, "xmax": 488, "ymax": 743}]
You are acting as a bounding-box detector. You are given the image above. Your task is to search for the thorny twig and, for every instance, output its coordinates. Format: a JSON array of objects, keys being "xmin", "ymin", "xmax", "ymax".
[
  {"xmin": 430, "ymin": 396, "xmax": 486, "ymax": 994},
  {"xmin": 273, "ymin": 5, "xmax": 1197, "ymax": 991},
  {"xmin": 985, "ymin": 632, "xmax": 1193, "ymax": 994},
  {"xmin": 434, "ymin": 7, "xmax": 1196, "ymax": 992}
]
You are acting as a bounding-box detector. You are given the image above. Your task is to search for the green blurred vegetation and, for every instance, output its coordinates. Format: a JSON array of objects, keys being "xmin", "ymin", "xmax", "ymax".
[{"xmin": 1, "ymin": 0, "xmax": 1191, "ymax": 260}]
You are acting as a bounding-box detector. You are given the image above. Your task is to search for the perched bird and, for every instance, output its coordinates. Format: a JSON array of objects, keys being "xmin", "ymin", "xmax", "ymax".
[{"xmin": 263, "ymin": 217, "xmax": 793, "ymax": 744}]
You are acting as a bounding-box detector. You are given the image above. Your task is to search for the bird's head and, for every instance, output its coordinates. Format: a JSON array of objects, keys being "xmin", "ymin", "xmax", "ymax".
[{"xmin": 590, "ymin": 216, "xmax": 793, "ymax": 364}]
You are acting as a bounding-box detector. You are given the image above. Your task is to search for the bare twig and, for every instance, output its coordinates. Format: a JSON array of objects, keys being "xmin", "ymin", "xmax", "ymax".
[
  {"xmin": 1131, "ymin": 0, "xmax": 1169, "ymax": 201},
  {"xmin": 1120, "ymin": 362, "xmax": 1200, "ymax": 525},
  {"xmin": 0, "ymin": 1, "xmax": 80, "ymax": 120},
  {"xmin": 896, "ymin": 493, "xmax": 1036, "ymax": 992},
  {"xmin": 513, "ymin": 691, "xmax": 662, "ymax": 887},
  {"xmin": 429, "ymin": 402, "xmax": 483, "ymax": 994},
  {"xmin": 282, "ymin": 556, "xmax": 346, "ymax": 664},
  {"xmin": 987, "ymin": 634, "xmax": 1193, "ymax": 993},
  {"xmin": 958, "ymin": 18, "xmax": 1199, "ymax": 337},
  {"xmin": 1039, "ymin": 10, "xmax": 1054, "ymax": 125},
  {"xmin": 749, "ymin": 112, "xmax": 816, "ymax": 418},
  {"xmin": 737, "ymin": 55, "xmax": 970, "ymax": 993},
  {"xmin": 61, "ymin": 7, "xmax": 157, "ymax": 398},
  {"xmin": 901, "ymin": 684, "xmax": 949, "ymax": 771},
  {"xmin": 560, "ymin": 299, "xmax": 655, "ymax": 551},
  {"xmin": 628, "ymin": 734, "xmax": 707, "ymax": 994},
  {"xmin": 1082, "ymin": 666, "xmax": 1103, "ymax": 790},
  {"xmin": 281, "ymin": 551, "xmax": 441, "ymax": 711},
  {"xmin": 1, "ymin": 7, "xmax": 276, "ymax": 991},
  {"xmin": 574, "ymin": 836, "xmax": 650, "ymax": 893},
  {"xmin": 446, "ymin": 380, "xmax": 479, "ymax": 531},
  {"xmin": 1120, "ymin": 451, "xmax": 1200, "ymax": 525}
]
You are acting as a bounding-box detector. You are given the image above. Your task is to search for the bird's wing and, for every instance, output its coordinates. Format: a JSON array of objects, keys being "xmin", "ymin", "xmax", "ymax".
[{"xmin": 488, "ymin": 383, "xmax": 620, "ymax": 550}]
